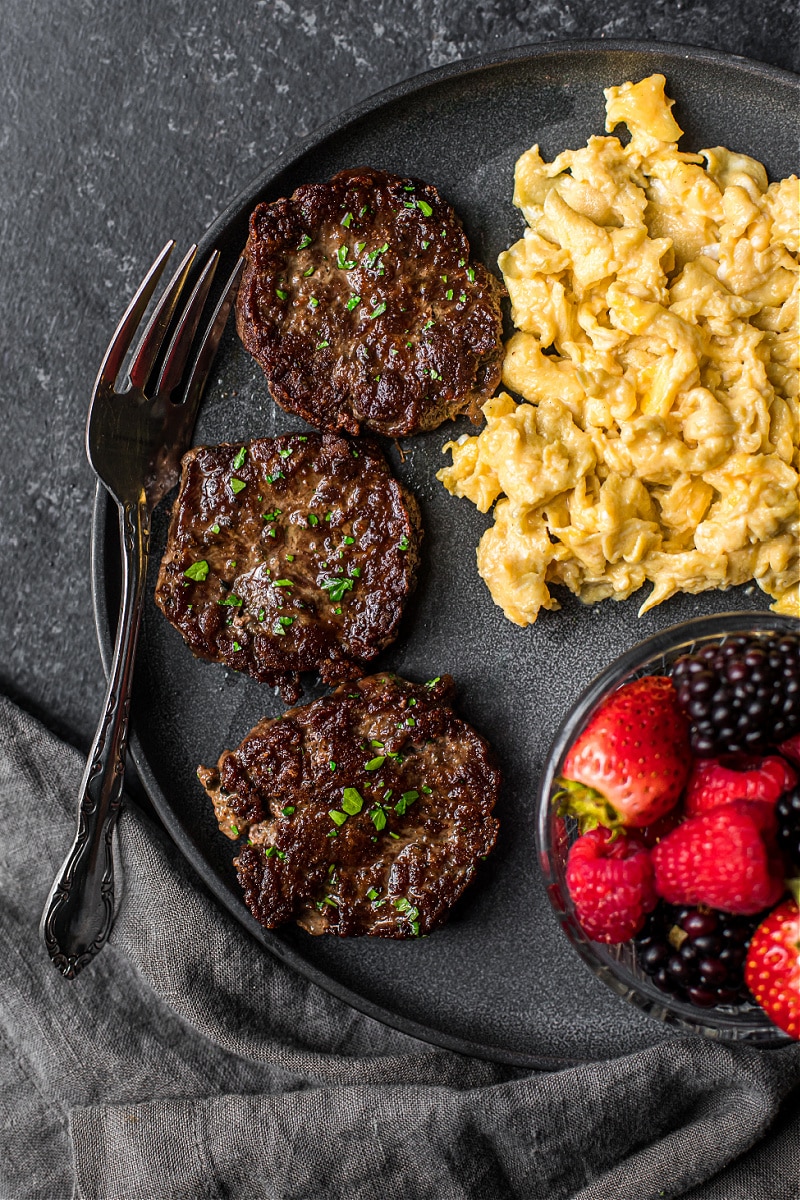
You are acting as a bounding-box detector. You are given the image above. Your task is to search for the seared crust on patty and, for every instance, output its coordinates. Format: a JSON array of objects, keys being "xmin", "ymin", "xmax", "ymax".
[
  {"xmin": 236, "ymin": 166, "xmax": 505, "ymax": 437},
  {"xmin": 155, "ymin": 434, "xmax": 421, "ymax": 703},
  {"xmin": 197, "ymin": 673, "xmax": 501, "ymax": 937}
]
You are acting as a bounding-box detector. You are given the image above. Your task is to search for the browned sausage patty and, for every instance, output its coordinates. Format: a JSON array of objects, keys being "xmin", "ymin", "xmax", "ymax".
[
  {"xmin": 235, "ymin": 167, "xmax": 504, "ymax": 438},
  {"xmin": 155, "ymin": 434, "xmax": 421, "ymax": 704},
  {"xmin": 197, "ymin": 673, "xmax": 501, "ymax": 938}
]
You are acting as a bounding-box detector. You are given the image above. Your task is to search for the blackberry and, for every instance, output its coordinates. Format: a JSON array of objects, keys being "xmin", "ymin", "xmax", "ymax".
[
  {"xmin": 671, "ymin": 632, "xmax": 800, "ymax": 756},
  {"xmin": 776, "ymin": 785, "xmax": 800, "ymax": 867},
  {"xmin": 634, "ymin": 903, "xmax": 761, "ymax": 1007}
]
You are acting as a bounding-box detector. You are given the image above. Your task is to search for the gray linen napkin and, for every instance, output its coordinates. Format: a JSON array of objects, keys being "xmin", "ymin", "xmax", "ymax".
[{"xmin": 2, "ymin": 694, "xmax": 799, "ymax": 1200}]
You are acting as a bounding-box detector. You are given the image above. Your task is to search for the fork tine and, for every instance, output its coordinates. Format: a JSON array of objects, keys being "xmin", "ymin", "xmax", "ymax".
[
  {"xmin": 95, "ymin": 241, "xmax": 175, "ymax": 389},
  {"xmin": 179, "ymin": 257, "xmax": 245, "ymax": 422},
  {"xmin": 155, "ymin": 250, "xmax": 220, "ymax": 397},
  {"xmin": 127, "ymin": 244, "xmax": 197, "ymax": 390}
]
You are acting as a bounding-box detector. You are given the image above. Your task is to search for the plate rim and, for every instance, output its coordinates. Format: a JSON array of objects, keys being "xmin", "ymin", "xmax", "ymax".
[{"xmin": 92, "ymin": 40, "xmax": 800, "ymax": 1069}]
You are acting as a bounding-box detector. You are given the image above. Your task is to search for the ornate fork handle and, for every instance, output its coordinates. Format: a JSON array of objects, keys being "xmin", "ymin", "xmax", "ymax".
[{"xmin": 41, "ymin": 499, "xmax": 149, "ymax": 978}]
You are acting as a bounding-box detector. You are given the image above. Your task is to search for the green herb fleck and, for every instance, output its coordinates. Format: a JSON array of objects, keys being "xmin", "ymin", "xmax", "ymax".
[
  {"xmin": 329, "ymin": 761, "xmax": 337, "ymax": 772},
  {"xmin": 285, "ymin": 554, "xmax": 295, "ymax": 562},
  {"xmin": 183, "ymin": 560, "xmax": 209, "ymax": 582},
  {"xmin": 364, "ymin": 756, "xmax": 385, "ymax": 772},
  {"xmin": 230, "ymin": 477, "xmax": 246, "ymax": 494},
  {"xmin": 329, "ymin": 810, "xmax": 347, "ymax": 826},
  {"xmin": 367, "ymin": 887, "xmax": 379, "ymax": 901},
  {"xmin": 230, "ymin": 823, "xmax": 239, "ymax": 836},
  {"xmin": 233, "ymin": 446, "xmax": 247, "ymax": 470},
  {"xmin": 467, "ymin": 266, "xmax": 475, "ymax": 282},
  {"xmin": 321, "ymin": 576, "xmax": 354, "ymax": 603},
  {"xmin": 446, "ymin": 289, "xmax": 453, "ymax": 301},
  {"xmin": 341, "ymin": 211, "xmax": 353, "ymax": 228},
  {"xmin": 309, "ymin": 297, "xmax": 319, "ymax": 308},
  {"xmin": 275, "ymin": 289, "xmax": 287, "ymax": 300},
  {"xmin": 211, "ymin": 523, "xmax": 220, "ymax": 534},
  {"xmin": 282, "ymin": 805, "xmax": 295, "ymax": 816},
  {"xmin": 298, "ymin": 234, "xmax": 312, "ymax": 249},
  {"xmin": 219, "ymin": 593, "xmax": 243, "ymax": 607},
  {"xmin": 369, "ymin": 301, "xmax": 387, "ymax": 319},
  {"xmin": 273, "ymin": 579, "xmax": 293, "ymax": 588},
  {"xmin": 370, "ymin": 807, "xmax": 387, "ymax": 831},
  {"xmin": 336, "ymin": 245, "xmax": 356, "ymax": 269},
  {"xmin": 416, "ymin": 198, "xmax": 433, "ymax": 216},
  {"xmin": 316, "ymin": 340, "xmax": 329, "ymax": 350},
  {"xmin": 398, "ymin": 536, "xmax": 409, "ymax": 551},
  {"xmin": 308, "ymin": 513, "xmax": 319, "ymax": 527},
  {"xmin": 425, "ymin": 676, "xmax": 440, "ymax": 688},
  {"xmin": 232, "ymin": 641, "xmax": 241, "ymax": 651},
  {"xmin": 279, "ymin": 447, "xmax": 293, "ymax": 459},
  {"xmin": 341, "ymin": 787, "xmax": 364, "ymax": 815},
  {"xmin": 346, "ymin": 295, "xmax": 361, "ymax": 311},
  {"xmin": 422, "ymin": 785, "xmax": 432, "ymax": 794}
]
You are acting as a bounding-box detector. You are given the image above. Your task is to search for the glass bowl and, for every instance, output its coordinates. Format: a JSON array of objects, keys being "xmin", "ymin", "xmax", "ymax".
[{"xmin": 536, "ymin": 611, "xmax": 799, "ymax": 1044}]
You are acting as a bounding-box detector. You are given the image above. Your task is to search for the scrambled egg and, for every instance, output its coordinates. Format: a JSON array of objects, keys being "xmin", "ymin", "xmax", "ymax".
[{"xmin": 438, "ymin": 74, "xmax": 800, "ymax": 624}]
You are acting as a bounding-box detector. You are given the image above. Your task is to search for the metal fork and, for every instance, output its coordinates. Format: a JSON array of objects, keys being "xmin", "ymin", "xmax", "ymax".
[{"xmin": 40, "ymin": 242, "xmax": 244, "ymax": 979}]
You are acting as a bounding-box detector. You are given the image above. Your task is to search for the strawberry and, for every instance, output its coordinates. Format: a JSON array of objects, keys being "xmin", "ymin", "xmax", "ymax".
[
  {"xmin": 557, "ymin": 676, "xmax": 690, "ymax": 830},
  {"xmin": 566, "ymin": 826, "xmax": 658, "ymax": 943},
  {"xmin": 744, "ymin": 890, "xmax": 800, "ymax": 1040},
  {"xmin": 651, "ymin": 801, "xmax": 786, "ymax": 915},
  {"xmin": 684, "ymin": 755, "xmax": 797, "ymax": 818}
]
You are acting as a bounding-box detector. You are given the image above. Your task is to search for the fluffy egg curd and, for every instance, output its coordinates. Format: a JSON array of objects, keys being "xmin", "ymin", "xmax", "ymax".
[{"xmin": 438, "ymin": 74, "xmax": 799, "ymax": 624}]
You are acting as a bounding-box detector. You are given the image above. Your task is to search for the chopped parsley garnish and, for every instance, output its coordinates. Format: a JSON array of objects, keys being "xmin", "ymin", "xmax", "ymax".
[
  {"xmin": 365, "ymin": 242, "xmax": 388, "ymax": 267},
  {"xmin": 320, "ymin": 576, "xmax": 354, "ymax": 603},
  {"xmin": 258, "ymin": 608, "xmax": 265, "ymax": 621},
  {"xmin": 422, "ymin": 785, "xmax": 432, "ymax": 794},
  {"xmin": 279, "ymin": 447, "xmax": 293, "ymax": 459},
  {"xmin": 394, "ymin": 790, "xmax": 419, "ymax": 816},
  {"xmin": 230, "ymin": 477, "xmax": 246, "ymax": 494},
  {"xmin": 364, "ymin": 756, "xmax": 385, "ymax": 772},
  {"xmin": 359, "ymin": 205, "xmax": 367, "ymax": 216},
  {"xmin": 329, "ymin": 810, "xmax": 347, "ymax": 826},
  {"xmin": 349, "ymin": 566, "xmax": 361, "ymax": 578},
  {"xmin": 230, "ymin": 823, "xmax": 239, "ymax": 836},
  {"xmin": 425, "ymin": 676, "xmax": 440, "ymax": 688},
  {"xmin": 421, "ymin": 240, "xmax": 429, "ymax": 249},
  {"xmin": 232, "ymin": 641, "xmax": 241, "ymax": 651},
  {"xmin": 370, "ymin": 807, "xmax": 387, "ymax": 831},
  {"xmin": 298, "ymin": 233, "xmax": 312, "ymax": 249},
  {"xmin": 341, "ymin": 212, "xmax": 353, "ymax": 227},
  {"xmin": 342, "ymin": 535, "xmax": 354, "ymax": 545},
  {"xmin": 316, "ymin": 340, "xmax": 329, "ymax": 350},
  {"xmin": 277, "ymin": 616, "xmax": 293, "ymax": 626},
  {"xmin": 232, "ymin": 447, "xmax": 247, "ymax": 470},
  {"xmin": 398, "ymin": 536, "xmax": 409, "ymax": 551},
  {"xmin": 467, "ymin": 266, "xmax": 475, "ymax": 282},
  {"xmin": 371, "ymin": 739, "xmax": 384, "ymax": 748},
  {"xmin": 446, "ymin": 289, "xmax": 453, "ymax": 301},
  {"xmin": 329, "ymin": 761, "xmax": 337, "ymax": 772},
  {"xmin": 266, "ymin": 472, "xmax": 284, "ymax": 484},
  {"xmin": 211, "ymin": 523, "xmax": 220, "ymax": 534},
  {"xmin": 341, "ymin": 787, "xmax": 364, "ymax": 815},
  {"xmin": 367, "ymin": 887, "xmax": 379, "ymax": 901},
  {"xmin": 309, "ymin": 297, "xmax": 319, "ymax": 308},
  {"xmin": 183, "ymin": 560, "xmax": 209, "ymax": 582},
  {"xmin": 275, "ymin": 289, "xmax": 287, "ymax": 300},
  {"xmin": 416, "ymin": 198, "xmax": 433, "ymax": 216},
  {"xmin": 346, "ymin": 295, "xmax": 361, "ymax": 311},
  {"xmin": 282, "ymin": 805, "xmax": 295, "ymax": 816},
  {"xmin": 369, "ymin": 301, "xmax": 387, "ymax": 319},
  {"xmin": 459, "ymin": 293, "xmax": 466, "ymax": 303},
  {"xmin": 273, "ymin": 579, "xmax": 293, "ymax": 588},
  {"xmin": 285, "ymin": 554, "xmax": 295, "ymax": 562},
  {"xmin": 307, "ymin": 513, "xmax": 319, "ymax": 527},
  {"xmin": 336, "ymin": 245, "xmax": 356, "ymax": 269},
  {"xmin": 219, "ymin": 593, "xmax": 243, "ymax": 607}
]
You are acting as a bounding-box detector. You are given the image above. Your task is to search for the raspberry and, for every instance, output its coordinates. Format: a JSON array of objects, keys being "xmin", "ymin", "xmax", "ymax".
[
  {"xmin": 651, "ymin": 801, "xmax": 786, "ymax": 915},
  {"xmin": 672, "ymin": 632, "xmax": 800, "ymax": 756},
  {"xmin": 566, "ymin": 827, "xmax": 658, "ymax": 943},
  {"xmin": 684, "ymin": 755, "xmax": 797, "ymax": 818}
]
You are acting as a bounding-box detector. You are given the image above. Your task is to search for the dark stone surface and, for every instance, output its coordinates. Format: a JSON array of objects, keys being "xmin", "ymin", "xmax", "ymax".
[
  {"xmin": 0, "ymin": 3, "xmax": 797, "ymax": 1062},
  {"xmin": 0, "ymin": 1, "xmax": 797, "ymax": 749}
]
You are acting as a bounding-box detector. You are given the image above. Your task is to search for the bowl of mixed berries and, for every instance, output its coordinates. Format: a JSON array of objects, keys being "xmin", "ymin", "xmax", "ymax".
[{"xmin": 537, "ymin": 612, "xmax": 800, "ymax": 1043}]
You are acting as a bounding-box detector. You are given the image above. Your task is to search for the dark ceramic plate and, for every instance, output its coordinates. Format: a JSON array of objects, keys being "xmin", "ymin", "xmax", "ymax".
[{"xmin": 92, "ymin": 42, "xmax": 800, "ymax": 1068}]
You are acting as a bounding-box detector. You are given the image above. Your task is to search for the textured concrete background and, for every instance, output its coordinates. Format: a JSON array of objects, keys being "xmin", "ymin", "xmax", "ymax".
[{"xmin": 0, "ymin": 0, "xmax": 797, "ymax": 748}]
